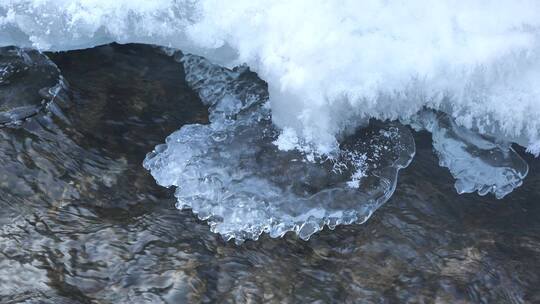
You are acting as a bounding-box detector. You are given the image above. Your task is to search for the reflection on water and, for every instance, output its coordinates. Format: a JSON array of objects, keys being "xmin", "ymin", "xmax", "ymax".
[{"xmin": 1, "ymin": 44, "xmax": 539, "ymax": 303}]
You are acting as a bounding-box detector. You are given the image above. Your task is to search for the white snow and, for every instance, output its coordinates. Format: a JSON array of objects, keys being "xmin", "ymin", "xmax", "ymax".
[{"xmin": 2, "ymin": 0, "xmax": 540, "ymax": 154}]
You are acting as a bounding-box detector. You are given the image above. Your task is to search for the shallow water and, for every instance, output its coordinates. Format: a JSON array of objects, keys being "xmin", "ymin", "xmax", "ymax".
[{"xmin": 1, "ymin": 43, "xmax": 540, "ymax": 303}]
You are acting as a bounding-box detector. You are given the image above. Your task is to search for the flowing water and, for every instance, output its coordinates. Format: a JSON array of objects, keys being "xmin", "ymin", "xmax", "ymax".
[{"xmin": 1, "ymin": 44, "xmax": 540, "ymax": 303}]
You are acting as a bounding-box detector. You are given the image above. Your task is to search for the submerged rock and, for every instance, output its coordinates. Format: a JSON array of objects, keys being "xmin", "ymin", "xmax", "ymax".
[{"xmin": 0, "ymin": 46, "xmax": 69, "ymax": 126}]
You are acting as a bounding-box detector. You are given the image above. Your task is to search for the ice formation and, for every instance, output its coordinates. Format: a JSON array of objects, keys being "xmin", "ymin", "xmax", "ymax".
[
  {"xmin": 1, "ymin": 1, "xmax": 539, "ymax": 241},
  {"xmin": 0, "ymin": 46, "xmax": 69, "ymax": 126},
  {"xmin": 410, "ymin": 111, "xmax": 529, "ymax": 199},
  {"xmin": 143, "ymin": 54, "xmax": 415, "ymax": 243}
]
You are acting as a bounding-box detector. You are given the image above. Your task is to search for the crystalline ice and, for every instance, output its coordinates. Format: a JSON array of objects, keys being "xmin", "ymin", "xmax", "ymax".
[
  {"xmin": 144, "ymin": 54, "xmax": 415, "ymax": 243},
  {"xmin": 0, "ymin": 46, "xmax": 69, "ymax": 126},
  {"xmin": 411, "ymin": 111, "xmax": 528, "ymax": 199}
]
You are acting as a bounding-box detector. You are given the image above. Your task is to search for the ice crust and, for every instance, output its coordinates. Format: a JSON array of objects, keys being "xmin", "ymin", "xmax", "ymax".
[
  {"xmin": 2, "ymin": 1, "xmax": 540, "ymax": 155},
  {"xmin": 144, "ymin": 54, "xmax": 415, "ymax": 243},
  {"xmin": 411, "ymin": 111, "xmax": 529, "ymax": 199}
]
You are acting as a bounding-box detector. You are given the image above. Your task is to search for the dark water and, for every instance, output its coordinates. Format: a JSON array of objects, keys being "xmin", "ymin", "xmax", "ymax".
[{"xmin": 1, "ymin": 43, "xmax": 540, "ymax": 303}]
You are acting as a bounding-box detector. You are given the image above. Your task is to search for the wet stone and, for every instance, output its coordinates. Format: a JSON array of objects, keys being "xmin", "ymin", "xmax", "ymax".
[{"xmin": 0, "ymin": 46, "xmax": 67, "ymax": 126}]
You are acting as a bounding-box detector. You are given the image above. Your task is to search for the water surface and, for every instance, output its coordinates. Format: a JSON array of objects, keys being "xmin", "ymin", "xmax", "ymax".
[{"xmin": 1, "ymin": 44, "xmax": 540, "ymax": 303}]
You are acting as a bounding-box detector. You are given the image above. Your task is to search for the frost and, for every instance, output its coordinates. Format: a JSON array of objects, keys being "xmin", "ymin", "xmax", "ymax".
[{"xmin": 144, "ymin": 54, "xmax": 415, "ymax": 243}]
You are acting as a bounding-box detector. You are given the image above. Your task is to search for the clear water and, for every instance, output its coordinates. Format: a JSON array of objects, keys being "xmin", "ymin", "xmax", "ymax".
[{"xmin": 1, "ymin": 44, "xmax": 540, "ymax": 303}]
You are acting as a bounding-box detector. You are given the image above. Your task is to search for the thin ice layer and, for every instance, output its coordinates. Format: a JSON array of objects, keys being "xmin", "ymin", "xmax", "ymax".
[
  {"xmin": 144, "ymin": 54, "xmax": 415, "ymax": 243},
  {"xmin": 0, "ymin": 46, "xmax": 69, "ymax": 126},
  {"xmin": 2, "ymin": 1, "xmax": 540, "ymax": 154},
  {"xmin": 411, "ymin": 111, "xmax": 528, "ymax": 199}
]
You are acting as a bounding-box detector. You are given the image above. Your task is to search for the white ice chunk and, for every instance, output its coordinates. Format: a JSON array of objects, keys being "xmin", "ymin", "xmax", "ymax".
[
  {"xmin": 144, "ymin": 54, "xmax": 415, "ymax": 243},
  {"xmin": 411, "ymin": 111, "xmax": 528, "ymax": 199}
]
